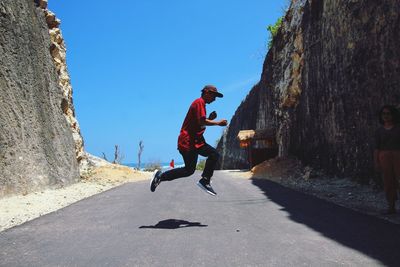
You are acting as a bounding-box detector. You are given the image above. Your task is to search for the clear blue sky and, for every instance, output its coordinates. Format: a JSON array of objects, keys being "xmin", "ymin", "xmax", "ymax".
[{"xmin": 49, "ymin": 0, "xmax": 287, "ymax": 164}]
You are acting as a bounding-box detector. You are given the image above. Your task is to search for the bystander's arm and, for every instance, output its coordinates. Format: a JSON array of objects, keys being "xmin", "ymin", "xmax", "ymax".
[{"xmin": 374, "ymin": 149, "xmax": 380, "ymax": 171}]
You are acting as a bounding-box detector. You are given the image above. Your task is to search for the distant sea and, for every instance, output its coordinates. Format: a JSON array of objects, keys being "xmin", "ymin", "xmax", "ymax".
[{"xmin": 124, "ymin": 162, "xmax": 184, "ymax": 171}]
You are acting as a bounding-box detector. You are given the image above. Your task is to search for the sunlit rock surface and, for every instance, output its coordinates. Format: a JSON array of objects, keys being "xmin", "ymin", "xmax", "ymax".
[{"xmin": 0, "ymin": 0, "xmax": 81, "ymax": 196}]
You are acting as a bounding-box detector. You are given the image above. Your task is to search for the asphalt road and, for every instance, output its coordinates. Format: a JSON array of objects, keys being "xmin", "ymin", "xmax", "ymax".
[{"xmin": 1, "ymin": 171, "xmax": 399, "ymax": 267}]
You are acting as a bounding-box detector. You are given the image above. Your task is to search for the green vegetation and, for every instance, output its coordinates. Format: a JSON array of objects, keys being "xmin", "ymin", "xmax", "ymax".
[
  {"xmin": 267, "ymin": 16, "xmax": 283, "ymax": 49},
  {"xmin": 143, "ymin": 161, "xmax": 162, "ymax": 172},
  {"xmin": 196, "ymin": 159, "xmax": 206, "ymax": 170}
]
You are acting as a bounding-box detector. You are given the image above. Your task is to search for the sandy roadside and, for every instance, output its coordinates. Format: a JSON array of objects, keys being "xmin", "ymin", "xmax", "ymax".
[{"xmin": 0, "ymin": 164, "xmax": 151, "ymax": 232}]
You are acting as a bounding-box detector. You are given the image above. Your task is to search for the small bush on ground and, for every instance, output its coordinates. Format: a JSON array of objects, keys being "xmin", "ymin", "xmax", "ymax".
[
  {"xmin": 196, "ymin": 159, "xmax": 206, "ymax": 170},
  {"xmin": 144, "ymin": 162, "xmax": 162, "ymax": 172}
]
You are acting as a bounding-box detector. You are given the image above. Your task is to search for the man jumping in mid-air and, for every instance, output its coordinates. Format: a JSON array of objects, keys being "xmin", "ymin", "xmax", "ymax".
[{"xmin": 150, "ymin": 85, "xmax": 228, "ymax": 195}]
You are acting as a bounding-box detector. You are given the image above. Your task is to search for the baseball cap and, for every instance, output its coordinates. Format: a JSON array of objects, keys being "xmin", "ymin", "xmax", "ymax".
[{"xmin": 202, "ymin": 85, "xmax": 223, "ymax": 98}]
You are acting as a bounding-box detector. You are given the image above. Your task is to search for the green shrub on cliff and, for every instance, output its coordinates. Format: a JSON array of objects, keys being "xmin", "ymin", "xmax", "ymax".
[{"xmin": 267, "ymin": 16, "xmax": 283, "ymax": 49}]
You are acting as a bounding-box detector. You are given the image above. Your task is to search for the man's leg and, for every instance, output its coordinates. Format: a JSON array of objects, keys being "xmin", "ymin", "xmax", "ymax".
[
  {"xmin": 196, "ymin": 144, "xmax": 220, "ymax": 195},
  {"xmin": 160, "ymin": 150, "xmax": 198, "ymax": 181},
  {"xmin": 393, "ymin": 151, "xmax": 400, "ymax": 201},
  {"xmin": 379, "ymin": 151, "xmax": 397, "ymax": 213},
  {"xmin": 197, "ymin": 143, "xmax": 220, "ymax": 180}
]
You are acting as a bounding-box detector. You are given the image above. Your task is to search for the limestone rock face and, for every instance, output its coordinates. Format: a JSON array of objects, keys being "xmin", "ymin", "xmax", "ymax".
[
  {"xmin": 0, "ymin": 0, "xmax": 80, "ymax": 196},
  {"xmin": 217, "ymin": 0, "xmax": 400, "ymax": 183},
  {"xmin": 46, "ymin": 13, "xmax": 85, "ymax": 166}
]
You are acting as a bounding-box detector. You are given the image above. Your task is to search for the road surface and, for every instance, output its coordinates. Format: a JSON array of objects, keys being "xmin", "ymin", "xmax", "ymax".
[{"xmin": 1, "ymin": 171, "xmax": 399, "ymax": 266}]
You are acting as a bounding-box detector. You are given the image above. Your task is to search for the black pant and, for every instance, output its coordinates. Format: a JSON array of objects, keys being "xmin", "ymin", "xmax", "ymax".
[{"xmin": 161, "ymin": 143, "xmax": 219, "ymax": 182}]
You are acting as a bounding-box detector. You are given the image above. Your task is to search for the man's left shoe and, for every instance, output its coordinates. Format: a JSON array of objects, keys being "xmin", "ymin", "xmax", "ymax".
[
  {"xmin": 150, "ymin": 170, "xmax": 162, "ymax": 192},
  {"xmin": 197, "ymin": 178, "xmax": 217, "ymax": 196}
]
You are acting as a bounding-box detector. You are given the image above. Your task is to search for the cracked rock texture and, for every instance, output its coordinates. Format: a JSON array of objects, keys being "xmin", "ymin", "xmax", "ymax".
[
  {"xmin": 0, "ymin": 0, "xmax": 80, "ymax": 197},
  {"xmin": 45, "ymin": 4, "xmax": 86, "ymax": 168},
  {"xmin": 217, "ymin": 0, "xmax": 400, "ymax": 183}
]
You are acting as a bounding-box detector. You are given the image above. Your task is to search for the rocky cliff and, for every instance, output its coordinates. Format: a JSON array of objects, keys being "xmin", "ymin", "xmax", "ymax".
[
  {"xmin": 217, "ymin": 0, "xmax": 400, "ymax": 183},
  {"xmin": 44, "ymin": 2, "xmax": 85, "ymax": 166},
  {"xmin": 0, "ymin": 0, "xmax": 84, "ymax": 196}
]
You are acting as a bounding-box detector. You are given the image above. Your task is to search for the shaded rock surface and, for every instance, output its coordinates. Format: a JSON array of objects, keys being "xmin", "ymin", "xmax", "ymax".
[
  {"xmin": 217, "ymin": 0, "xmax": 400, "ymax": 183},
  {"xmin": 0, "ymin": 0, "xmax": 79, "ymax": 196}
]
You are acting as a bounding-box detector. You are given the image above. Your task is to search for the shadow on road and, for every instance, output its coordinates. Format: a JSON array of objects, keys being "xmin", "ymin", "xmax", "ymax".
[
  {"xmin": 251, "ymin": 178, "xmax": 400, "ymax": 267},
  {"xmin": 139, "ymin": 219, "xmax": 208, "ymax": 229}
]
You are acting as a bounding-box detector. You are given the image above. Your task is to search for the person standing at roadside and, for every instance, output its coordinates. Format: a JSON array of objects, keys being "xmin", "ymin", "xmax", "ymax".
[
  {"xmin": 150, "ymin": 85, "xmax": 228, "ymax": 195},
  {"xmin": 374, "ymin": 105, "xmax": 400, "ymax": 214}
]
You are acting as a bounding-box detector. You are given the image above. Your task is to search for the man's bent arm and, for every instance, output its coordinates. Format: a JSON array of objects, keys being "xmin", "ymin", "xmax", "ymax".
[{"xmin": 202, "ymin": 118, "xmax": 228, "ymax": 126}]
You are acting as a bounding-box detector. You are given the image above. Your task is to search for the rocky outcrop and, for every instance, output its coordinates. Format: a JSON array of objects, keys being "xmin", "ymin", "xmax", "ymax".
[
  {"xmin": 42, "ymin": 2, "xmax": 86, "ymax": 166},
  {"xmin": 0, "ymin": 0, "xmax": 81, "ymax": 196},
  {"xmin": 217, "ymin": 0, "xmax": 400, "ymax": 183},
  {"xmin": 218, "ymin": 83, "xmax": 267, "ymax": 169}
]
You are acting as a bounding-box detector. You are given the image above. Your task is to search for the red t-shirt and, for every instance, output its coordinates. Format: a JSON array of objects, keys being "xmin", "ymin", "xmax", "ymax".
[{"xmin": 178, "ymin": 97, "xmax": 206, "ymax": 151}]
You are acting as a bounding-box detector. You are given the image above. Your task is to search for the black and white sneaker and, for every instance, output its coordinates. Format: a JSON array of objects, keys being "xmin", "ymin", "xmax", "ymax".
[
  {"xmin": 150, "ymin": 170, "xmax": 162, "ymax": 192},
  {"xmin": 197, "ymin": 178, "xmax": 217, "ymax": 196}
]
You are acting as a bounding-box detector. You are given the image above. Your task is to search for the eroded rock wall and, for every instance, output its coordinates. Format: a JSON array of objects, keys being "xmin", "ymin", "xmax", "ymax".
[
  {"xmin": 217, "ymin": 0, "xmax": 400, "ymax": 182},
  {"xmin": 45, "ymin": 7, "xmax": 85, "ymax": 166},
  {"xmin": 0, "ymin": 0, "xmax": 81, "ymax": 196}
]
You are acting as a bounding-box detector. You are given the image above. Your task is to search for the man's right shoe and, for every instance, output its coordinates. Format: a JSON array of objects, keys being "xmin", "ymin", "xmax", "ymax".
[
  {"xmin": 197, "ymin": 178, "xmax": 217, "ymax": 196},
  {"xmin": 150, "ymin": 170, "xmax": 162, "ymax": 192}
]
